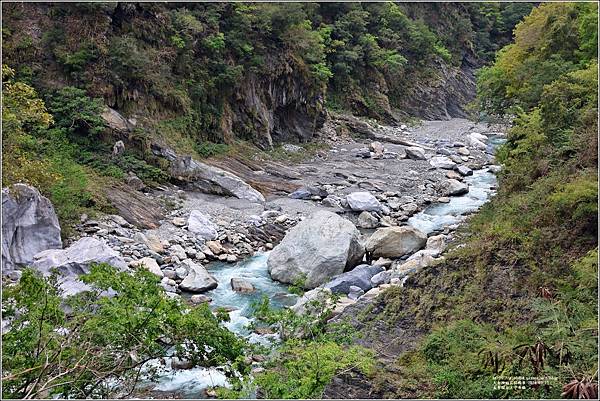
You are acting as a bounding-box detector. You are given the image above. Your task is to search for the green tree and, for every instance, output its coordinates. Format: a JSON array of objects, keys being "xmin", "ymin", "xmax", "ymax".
[{"xmin": 2, "ymin": 264, "xmax": 249, "ymax": 399}]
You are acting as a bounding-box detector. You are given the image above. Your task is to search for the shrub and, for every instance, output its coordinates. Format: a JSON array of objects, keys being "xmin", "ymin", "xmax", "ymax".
[{"xmin": 1, "ymin": 264, "xmax": 249, "ymax": 399}]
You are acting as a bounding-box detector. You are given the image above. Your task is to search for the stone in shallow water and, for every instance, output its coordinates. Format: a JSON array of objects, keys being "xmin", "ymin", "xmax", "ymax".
[
  {"xmin": 446, "ymin": 179, "xmax": 469, "ymax": 196},
  {"xmin": 268, "ymin": 210, "xmax": 364, "ymax": 289},
  {"xmin": 178, "ymin": 260, "xmax": 218, "ymax": 293},
  {"xmin": 230, "ymin": 278, "xmax": 255, "ymax": 293}
]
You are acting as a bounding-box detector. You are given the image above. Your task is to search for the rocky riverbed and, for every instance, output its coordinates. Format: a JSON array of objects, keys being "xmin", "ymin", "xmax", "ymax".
[{"xmin": 2, "ymin": 115, "xmax": 506, "ymax": 398}]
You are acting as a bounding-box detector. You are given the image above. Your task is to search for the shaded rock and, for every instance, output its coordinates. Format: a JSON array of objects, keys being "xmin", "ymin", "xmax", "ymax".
[
  {"xmin": 178, "ymin": 260, "xmax": 218, "ymax": 293},
  {"xmin": 457, "ymin": 147, "xmax": 470, "ymax": 156},
  {"xmin": 289, "ymin": 185, "xmax": 328, "ymax": 200},
  {"xmin": 405, "ymin": 146, "xmax": 426, "ymax": 160},
  {"xmin": 446, "ymin": 179, "xmax": 469, "ymax": 196},
  {"xmin": 429, "ymin": 156, "xmax": 456, "ymax": 169},
  {"xmin": 365, "ymin": 226, "xmax": 427, "ymax": 259},
  {"xmin": 231, "ymin": 278, "xmax": 255, "ymax": 293},
  {"xmin": 455, "ymin": 165, "xmax": 473, "ymax": 176},
  {"xmin": 187, "ymin": 210, "xmax": 219, "ymax": 240},
  {"xmin": 101, "ymin": 107, "xmax": 131, "ymax": 132},
  {"xmin": 357, "ymin": 211, "xmax": 379, "ymax": 229},
  {"xmin": 370, "ymin": 270, "xmax": 391, "ymax": 286},
  {"xmin": 346, "ymin": 192, "xmax": 383, "ymax": 212},
  {"xmin": 324, "ymin": 264, "xmax": 384, "ymax": 294},
  {"xmin": 32, "ymin": 237, "xmax": 127, "ymax": 296},
  {"xmin": 348, "ymin": 286, "xmax": 364, "ymax": 300},
  {"xmin": 268, "ymin": 211, "xmax": 365, "ymax": 289},
  {"xmin": 2, "ymin": 184, "xmax": 62, "ymax": 271}
]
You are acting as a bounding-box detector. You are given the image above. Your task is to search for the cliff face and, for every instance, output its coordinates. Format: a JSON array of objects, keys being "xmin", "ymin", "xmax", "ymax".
[
  {"xmin": 2, "ymin": 2, "xmax": 530, "ymax": 155},
  {"xmin": 225, "ymin": 58, "xmax": 326, "ymax": 150}
]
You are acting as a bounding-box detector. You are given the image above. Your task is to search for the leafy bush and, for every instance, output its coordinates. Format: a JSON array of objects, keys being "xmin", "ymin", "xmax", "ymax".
[{"xmin": 1, "ymin": 264, "xmax": 249, "ymax": 399}]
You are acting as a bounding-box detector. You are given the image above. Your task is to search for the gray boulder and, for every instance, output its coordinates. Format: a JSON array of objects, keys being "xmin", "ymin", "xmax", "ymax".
[
  {"xmin": 346, "ymin": 192, "xmax": 383, "ymax": 212},
  {"xmin": 405, "ymin": 146, "xmax": 426, "ymax": 160},
  {"xmin": 324, "ymin": 264, "xmax": 384, "ymax": 294},
  {"xmin": 178, "ymin": 260, "xmax": 218, "ymax": 293},
  {"xmin": 187, "ymin": 210, "xmax": 219, "ymax": 240},
  {"xmin": 366, "ymin": 226, "xmax": 427, "ymax": 258},
  {"xmin": 429, "ymin": 156, "xmax": 456, "ymax": 169},
  {"xmin": 170, "ymin": 156, "xmax": 265, "ymax": 203},
  {"xmin": 446, "ymin": 179, "xmax": 469, "ymax": 196},
  {"xmin": 2, "ymin": 184, "xmax": 62, "ymax": 271},
  {"xmin": 31, "ymin": 237, "xmax": 127, "ymax": 296},
  {"xmin": 268, "ymin": 211, "xmax": 365, "ymax": 289}
]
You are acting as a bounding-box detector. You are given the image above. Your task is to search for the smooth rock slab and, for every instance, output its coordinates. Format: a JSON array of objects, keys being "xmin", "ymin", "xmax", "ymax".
[
  {"xmin": 2, "ymin": 184, "xmax": 62, "ymax": 271},
  {"xmin": 268, "ymin": 211, "xmax": 365, "ymax": 289},
  {"xmin": 366, "ymin": 226, "xmax": 427, "ymax": 259}
]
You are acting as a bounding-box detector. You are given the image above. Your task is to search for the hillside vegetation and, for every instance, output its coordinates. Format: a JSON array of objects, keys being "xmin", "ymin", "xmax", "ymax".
[
  {"xmin": 332, "ymin": 3, "xmax": 598, "ymax": 398},
  {"xmin": 2, "ymin": 2, "xmax": 531, "ymax": 232}
]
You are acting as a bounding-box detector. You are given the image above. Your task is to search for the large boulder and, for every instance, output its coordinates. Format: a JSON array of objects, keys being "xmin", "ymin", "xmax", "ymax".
[
  {"xmin": 268, "ymin": 211, "xmax": 365, "ymax": 289},
  {"xmin": 324, "ymin": 264, "xmax": 384, "ymax": 294},
  {"xmin": 178, "ymin": 260, "xmax": 218, "ymax": 293},
  {"xmin": 31, "ymin": 237, "xmax": 127, "ymax": 296},
  {"xmin": 346, "ymin": 192, "xmax": 383, "ymax": 212},
  {"xmin": 170, "ymin": 156, "xmax": 265, "ymax": 203},
  {"xmin": 365, "ymin": 226, "xmax": 427, "ymax": 258},
  {"xmin": 2, "ymin": 184, "xmax": 62, "ymax": 271},
  {"xmin": 187, "ymin": 210, "xmax": 219, "ymax": 240},
  {"xmin": 429, "ymin": 156, "xmax": 457, "ymax": 169}
]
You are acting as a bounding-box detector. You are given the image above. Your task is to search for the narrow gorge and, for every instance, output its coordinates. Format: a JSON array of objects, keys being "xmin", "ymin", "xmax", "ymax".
[{"xmin": 2, "ymin": 2, "xmax": 597, "ymax": 400}]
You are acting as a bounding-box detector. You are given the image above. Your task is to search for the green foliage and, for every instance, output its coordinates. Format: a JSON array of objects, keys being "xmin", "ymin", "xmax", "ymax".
[
  {"xmin": 2, "ymin": 265, "xmax": 249, "ymax": 399},
  {"xmin": 476, "ymin": 3, "xmax": 598, "ymax": 116},
  {"xmin": 45, "ymin": 87, "xmax": 105, "ymax": 139},
  {"xmin": 236, "ymin": 295, "xmax": 373, "ymax": 399},
  {"xmin": 194, "ymin": 141, "xmax": 230, "ymax": 158},
  {"xmin": 255, "ymin": 340, "xmax": 374, "ymax": 399}
]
